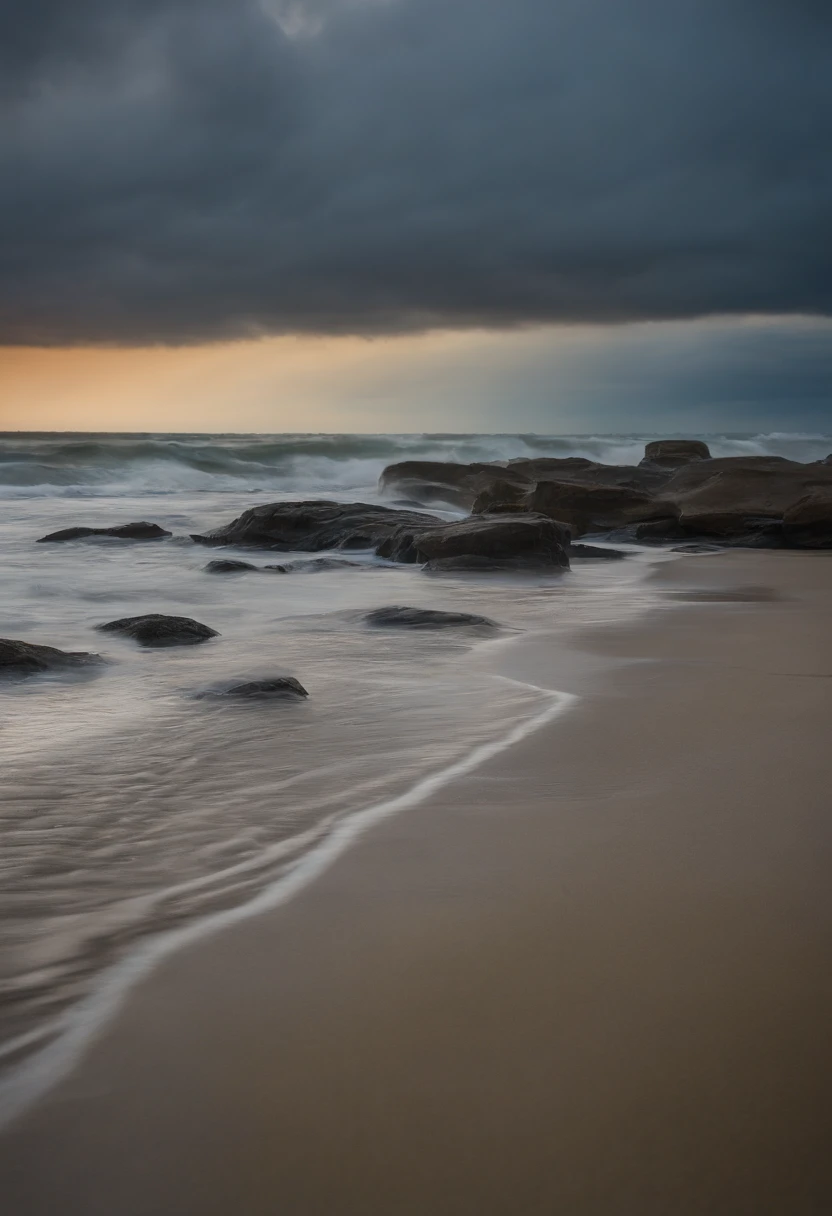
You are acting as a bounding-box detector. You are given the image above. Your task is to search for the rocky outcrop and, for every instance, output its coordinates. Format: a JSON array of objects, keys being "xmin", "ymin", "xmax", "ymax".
[
  {"xmin": 365, "ymin": 606, "xmax": 497, "ymax": 629},
  {"xmin": 513, "ymin": 481, "xmax": 667, "ymax": 536},
  {"xmin": 378, "ymin": 461, "xmax": 532, "ymax": 509},
  {"xmin": 191, "ymin": 501, "xmax": 442, "ymax": 555},
  {"xmin": 197, "ymin": 677, "xmax": 308, "ymax": 699},
  {"xmin": 38, "ymin": 522, "xmax": 171, "ymax": 543},
  {"xmin": 0, "ymin": 638, "xmax": 103, "ymax": 675},
  {"xmin": 640, "ymin": 440, "xmax": 711, "ymax": 469},
  {"xmin": 782, "ymin": 490, "xmax": 832, "ymax": 548},
  {"xmin": 411, "ymin": 513, "xmax": 570, "ymax": 568},
  {"xmin": 97, "ymin": 614, "xmax": 219, "ymax": 646}
]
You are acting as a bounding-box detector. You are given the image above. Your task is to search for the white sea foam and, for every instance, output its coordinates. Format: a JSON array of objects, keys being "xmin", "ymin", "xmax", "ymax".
[{"xmin": 0, "ymin": 431, "xmax": 829, "ymax": 498}]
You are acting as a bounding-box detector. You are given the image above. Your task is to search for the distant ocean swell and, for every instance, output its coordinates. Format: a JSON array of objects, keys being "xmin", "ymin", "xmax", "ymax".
[{"xmin": 0, "ymin": 432, "xmax": 829, "ymax": 497}]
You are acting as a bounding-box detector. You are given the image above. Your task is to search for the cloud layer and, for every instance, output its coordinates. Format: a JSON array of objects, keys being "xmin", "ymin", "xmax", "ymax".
[{"xmin": 2, "ymin": 0, "xmax": 831, "ymax": 344}]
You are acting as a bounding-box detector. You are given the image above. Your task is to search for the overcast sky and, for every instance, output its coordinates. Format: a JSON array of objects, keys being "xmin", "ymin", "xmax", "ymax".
[{"xmin": 1, "ymin": 0, "xmax": 830, "ymax": 430}]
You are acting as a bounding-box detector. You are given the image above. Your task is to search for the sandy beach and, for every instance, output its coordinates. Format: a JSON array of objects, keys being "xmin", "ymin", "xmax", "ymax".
[{"xmin": 1, "ymin": 549, "xmax": 831, "ymax": 1215}]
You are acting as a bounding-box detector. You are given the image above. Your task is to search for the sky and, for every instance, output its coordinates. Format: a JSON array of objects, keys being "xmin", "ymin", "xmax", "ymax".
[{"xmin": 1, "ymin": 0, "xmax": 831, "ymax": 432}]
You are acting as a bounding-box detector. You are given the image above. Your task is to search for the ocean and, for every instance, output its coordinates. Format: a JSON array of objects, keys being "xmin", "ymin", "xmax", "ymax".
[{"xmin": 0, "ymin": 430, "xmax": 828, "ymax": 1122}]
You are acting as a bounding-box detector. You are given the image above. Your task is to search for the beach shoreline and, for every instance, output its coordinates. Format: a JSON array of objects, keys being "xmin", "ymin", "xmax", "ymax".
[{"xmin": 2, "ymin": 549, "xmax": 831, "ymax": 1214}]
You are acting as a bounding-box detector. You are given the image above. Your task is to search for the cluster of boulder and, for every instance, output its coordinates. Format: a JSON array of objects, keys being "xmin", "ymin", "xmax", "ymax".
[{"xmin": 379, "ymin": 440, "xmax": 832, "ymax": 550}]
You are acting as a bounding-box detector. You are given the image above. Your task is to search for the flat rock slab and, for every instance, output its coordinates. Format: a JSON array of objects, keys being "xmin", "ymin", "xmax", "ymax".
[
  {"xmin": 97, "ymin": 614, "xmax": 219, "ymax": 647},
  {"xmin": 0, "ymin": 637, "xmax": 103, "ymax": 675},
  {"xmin": 364, "ymin": 606, "xmax": 497, "ymax": 630},
  {"xmin": 196, "ymin": 677, "xmax": 308, "ymax": 700},
  {"xmin": 38, "ymin": 522, "xmax": 171, "ymax": 543}
]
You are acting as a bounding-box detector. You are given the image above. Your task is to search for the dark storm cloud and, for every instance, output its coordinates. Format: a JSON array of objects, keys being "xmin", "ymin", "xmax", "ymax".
[{"xmin": 1, "ymin": 0, "xmax": 831, "ymax": 344}]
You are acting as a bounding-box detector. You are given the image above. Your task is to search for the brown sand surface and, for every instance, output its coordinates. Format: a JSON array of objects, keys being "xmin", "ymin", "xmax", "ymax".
[{"xmin": 1, "ymin": 551, "xmax": 831, "ymax": 1215}]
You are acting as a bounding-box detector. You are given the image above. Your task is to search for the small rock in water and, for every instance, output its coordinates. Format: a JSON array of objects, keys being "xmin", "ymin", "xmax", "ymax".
[
  {"xmin": 97, "ymin": 614, "xmax": 219, "ymax": 647},
  {"xmin": 204, "ymin": 559, "xmax": 262, "ymax": 573},
  {"xmin": 364, "ymin": 605, "xmax": 497, "ymax": 629},
  {"xmin": 38, "ymin": 522, "xmax": 171, "ymax": 543},
  {"xmin": 671, "ymin": 543, "xmax": 725, "ymax": 554},
  {"xmin": 0, "ymin": 637, "xmax": 103, "ymax": 675},
  {"xmin": 196, "ymin": 677, "xmax": 308, "ymax": 699}
]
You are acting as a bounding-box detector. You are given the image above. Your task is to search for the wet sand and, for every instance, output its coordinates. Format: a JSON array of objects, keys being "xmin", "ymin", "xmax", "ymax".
[{"xmin": 2, "ymin": 550, "xmax": 831, "ymax": 1215}]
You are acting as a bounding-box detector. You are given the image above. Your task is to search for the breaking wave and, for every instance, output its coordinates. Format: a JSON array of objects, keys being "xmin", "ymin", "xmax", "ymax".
[{"xmin": 0, "ymin": 431, "xmax": 829, "ymax": 498}]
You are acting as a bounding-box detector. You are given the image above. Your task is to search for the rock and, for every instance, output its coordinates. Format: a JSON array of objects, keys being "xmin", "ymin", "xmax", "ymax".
[
  {"xmin": 198, "ymin": 677, "xmax": 308, "ymax": 699},
  {"xmin": 97, "ymin": 614, "xmax": 219, "ymax": 646},
  {"xmin": 782, "ymin": 490, "xmax": 832, "ymax": 548},
  {"xmin": 365, "ymin": 606, "xmax": 497, "ymax": 629},
  {"xmin": 659, "ymin": 457, "xmax": 832, "ymax": 520},
  {"xmin": 191, "ymin": 501, "xmax": 443, "ymax": 555},
  {"xmin": 411, "ymin": 513, "xmax": 570, "ymax": 568},
  {"xmin": 673, "ymin": 510, "xmax": 784, "ymax": 543},
  {"xmin": 470, "ymin": 479, "xmax": 533, "ymax": 515},
  {"xmin": 38, "ymin": 522, "xmax": 171, "ymax": 543},
  {"xmin": 0, "ymin": 637, "xmax": 103, "ymax": 675},
  {"xmin": 507, "ymin": 456, "xmax": 669, "ymax": 491},
  {"xmin": 634, "ymin": 518, "xmax": 688, "ymax": 542},
  {"xmin": 641, "ymin": 439, "xmax": 711, "ymax": 468},
  {"xmin": 519, "ymin": 481, "xmax": 668, "ymax": 536},
  {"xmin": 282, "ymin": 557, "xmax": 366, "ymax": 572},
  {"xmin": 568, "ymin": 543, "xmax": 627, "ymax": 560},
  {"xmin": 204, "ymin": 559, "xmax": 263, "ymax": 573},
  {"xmin": 378, "ymin": 461, "xmax": 532, "ymax": 509}
]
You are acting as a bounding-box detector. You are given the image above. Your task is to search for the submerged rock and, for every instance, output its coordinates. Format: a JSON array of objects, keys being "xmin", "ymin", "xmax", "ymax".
[
  {"xmin": 0, "ymin": 637, "xmax": 102, "ymax": 675},
  {"xmin": 364, "ymin": 606, "xmax": 497, "ymax": 630},
  {"xmin": 198, "ymin": 677, "xmax": 308, "ymax": 699},
  {"xmin": 97, "ymin": 614, "xmax": 219, "ymax": 646},
  {"xmin": 38, "ymin": 522, "xmax": 171, "ymax": 543},
  {"xmin": 204, "ymin": 559, "xmax": 264, "ymax": 573}
]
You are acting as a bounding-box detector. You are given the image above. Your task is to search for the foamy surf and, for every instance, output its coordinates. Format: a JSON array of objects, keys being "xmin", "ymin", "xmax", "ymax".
[{"xmin": 0, "ymin": 680, "xmax": 576, "ymax": 1130}]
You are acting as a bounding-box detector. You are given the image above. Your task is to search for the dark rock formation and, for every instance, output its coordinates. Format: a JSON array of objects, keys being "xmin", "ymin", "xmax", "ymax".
[
  {"xmin": 365, "ymin": 606, "xmax": 497, "ymax": 629},
  {"xmin": 568, "ymin": 544, "xmax": 627, "ymax": 560},
  {"xmin": 640, "ymin": 439, "xmax": 711, "ymax": 468},
  {"xmin": 782, "ymin": 491, "xmax": 832, "ymax": 548},
  {"xmin": 38, "ymin": 522, "xmax": 171, "ymax": 543},
  {"xmin": 411, "ymin": 513, "xmax": 570, "ymax": 568},
  {"xmin": 507, "ymin": 456, "xmax": 669, "ymax": 492},
  {"xmin": 519, "ymin": 481, "xmax": 668, "ymax": 536},
  {"xmin": 0, "ymin": 638, "xmax": 103, "ymax": 675},
  {"xmin": 192, "ymin": 501, "xmax": 442, "ymax": 555},
  {"xmin": 97, "ymin": 614, "xmax": 219, "ymax": 646},
  {"xmin": 204, "ymin": 559, "xmax": 264, "ymax": 573},
  {"xmin": 198, "ymin": 677, "xmax": 308, "ymax": 699},
  {"xmin": 378, "ymin": 461, "xmax": 532, "ymax": 509}
]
